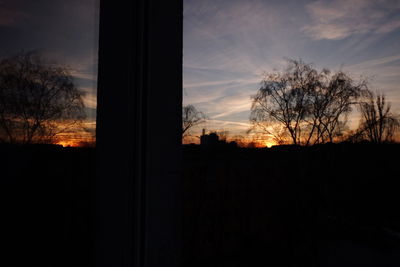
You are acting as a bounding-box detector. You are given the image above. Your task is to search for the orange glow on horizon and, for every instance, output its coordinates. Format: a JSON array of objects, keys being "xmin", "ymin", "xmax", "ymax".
[
  {"xmin": 250, "ymin": 140, "xmax": 275, "ymax": 148},
  {"xmin": 260, "ymin": 140, "xmax": 275, "ymax": 148},
  {"xmin": 56, "ymin": 140, "xmax": 80, "ymax": 147},
  {"xmin": 56, "ymin": 138, "xmax": 96, "ymax": 147}
]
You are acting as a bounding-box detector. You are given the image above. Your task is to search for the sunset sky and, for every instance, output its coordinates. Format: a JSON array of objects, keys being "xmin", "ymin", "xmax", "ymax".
[
  {"xmin": 0, "ymin": 0, "xmax": 99, "ymax": 146},
  {"xmin": 183, "ymin": 0, "xmax": 400, "ymax": 144},
  {"xmin": 1, "ymin": 1, "xmax": 399, "ymax": 146}
]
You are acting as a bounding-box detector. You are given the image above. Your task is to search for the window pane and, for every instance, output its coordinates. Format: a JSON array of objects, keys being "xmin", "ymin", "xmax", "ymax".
[
  {"xmin": 183, "ymin": 0, "xmax": 400, "ymax": 266},
  {"xmin": 0, "ymin": 0, "xmax": 98, "ymax": 147},
  {"xmin": 0, "ymin": 1, "xmax": 98, "ymax": 266}
]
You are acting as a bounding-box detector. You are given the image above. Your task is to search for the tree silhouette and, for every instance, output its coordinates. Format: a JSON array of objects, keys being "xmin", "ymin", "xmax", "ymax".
[
  {"xmin": 356, "ymin": 90, "xmax": 399, "ymax": 143},
  {"xmin": 182, "ymin": 104, "xmax": 206, "ymax": 139},
  {"xmin": 229, "ymin": 134, "xmax": 246, "ymax": 147},
  {"xmin": 250, "ymin": 59, "xmax": 365, "ymax": 145},
  {"xmin": 216, "ymin": 130, "xmax": 229, "ymax": 142},
  {"xmin": 0, "ymin": 51, "xmax": 86, "ymax": 144}
]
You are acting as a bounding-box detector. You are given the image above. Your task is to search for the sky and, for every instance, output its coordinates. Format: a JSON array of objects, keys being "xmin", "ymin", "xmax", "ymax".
[
  {"xmin": 0, "ymin": 0, "xmax": 99, "ymax": 145},
  {"xmin": 183, "ymin": 0, "xmax": 400, "ymax": 144}
]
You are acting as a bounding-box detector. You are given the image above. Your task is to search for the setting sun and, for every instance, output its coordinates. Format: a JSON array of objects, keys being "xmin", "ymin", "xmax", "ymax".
[
  {"xmin": 262, "ymin": 141, "xmax": 275, "ymax": 148},
  {"xmin": 56, "ymin": 140, "xmax": 79, "ymax": 147}
]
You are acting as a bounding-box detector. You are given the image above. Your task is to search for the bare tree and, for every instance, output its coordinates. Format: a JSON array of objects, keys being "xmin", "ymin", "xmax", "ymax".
[
  {"xmin": 250, "ymin": 59, "xmax": 315, "ymax": 145},
  {"xmin": 0, "ymin": 51, "xmax": 86, "ymax": 144},
  {"xmin": 216, "ymin": 130, "xmax": 229, "ymax": 142},
  {"xmin": 356, "ymin": 90, "xmax": 399, "ymax": 143},
  {"xmin": 182, "ymin": 104, "xmax": 206, "ymax": 139},
  {"xmin": 308, "ymin": 71, "xmax": 365, "ymax": 144},
  {"xmin": 229, "ymin": 134, "xmax": 246, "ymax": 147},
  {"xmin": 250, "ymin": 59, "xmax": 364, "ymax": 145}
]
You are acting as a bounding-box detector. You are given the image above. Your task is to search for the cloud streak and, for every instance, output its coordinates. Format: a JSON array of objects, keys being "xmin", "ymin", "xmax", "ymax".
[
  {"xmin": 210, "ymin": 94, "xmax": 252, "ymax": 119},
  {"xmin": 342, "ymin": 54, "xmax": 400, "ymax": 114},
  {"xmin": 184, "ymin": 77, "xmax": 259, "ymax": 89},
  {"xmin": 81, "ymin": 89, "xmax": 97, "ymax": 109},
  {"xmin": 303, "ymin": 0, "xmax": 400, "ymax": 40},
  {"xmin": 191, "ymin": 119, "xmax": 251, "ymax": 137},
  {"xmin": 344, "ymin": 54, "xmax": 400, "ymax": 70}
]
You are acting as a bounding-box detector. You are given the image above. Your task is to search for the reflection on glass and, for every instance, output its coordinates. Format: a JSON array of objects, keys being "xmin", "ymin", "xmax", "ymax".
[
  {"xmin": 0, "ymin": 1, "xmax": 99, "ymax": 266},
  {"xmin": 0, "ymin": 0, "xmax": 98, "ymax": 147}
]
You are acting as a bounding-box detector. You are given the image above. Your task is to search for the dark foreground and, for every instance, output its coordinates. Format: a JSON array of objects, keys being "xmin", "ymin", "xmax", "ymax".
[
  {"xmin": 183, "ymin": 143, "xmax": 400, "ymax": 266},
  {"xmin": 0, "ymin": 144, "xmax": 95, "ymax": 267},
  {"xmin": 1, "ymin": 143, "xmax": 399, "ymax": 266}
]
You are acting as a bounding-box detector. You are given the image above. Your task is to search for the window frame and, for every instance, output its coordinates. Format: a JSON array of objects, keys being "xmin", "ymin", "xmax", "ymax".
[{"xmin": 95, "ymin": 1, "xmax": 183, "ymax": 266}]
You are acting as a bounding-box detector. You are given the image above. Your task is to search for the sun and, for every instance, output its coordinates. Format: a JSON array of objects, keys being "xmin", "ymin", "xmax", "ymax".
[
  {"xmin": 56, "ymin": 140, "xmax": 78, "ymax": 147},
  {"xmin": 261, "ymin": 140, "xmax": 275, "ymax": 148}
]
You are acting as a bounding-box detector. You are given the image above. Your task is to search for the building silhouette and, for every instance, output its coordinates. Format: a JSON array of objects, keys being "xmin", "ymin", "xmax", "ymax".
[
  {"xmin": 200, "ymin": 129, "xmax": 237, "ymax": 148},
  {"xmin": 200, "ymin": 129, "xmax": 219, "ymax": 146}
]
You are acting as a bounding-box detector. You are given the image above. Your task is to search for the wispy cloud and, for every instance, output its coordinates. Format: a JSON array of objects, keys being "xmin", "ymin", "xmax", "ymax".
[
  {"xmin": 183, "ymin": 65, "xmax": 260, "ymax": 107},
  {"xmin": 184, "ymin": 77, "xmax": 259, "ymax": 89},
  {"xmin": 210, "ymin": 95, "xmax": 252, "ymax": 119},
  {"xmin": 375, "ymin": 19, "xmax": 400, "ymax": 34},
  {"xmin": 342, "ymin": 54, "xmax": 400, "ymax": 114},
  {"xmin": 81, "ymin": 89, "xmax": 97, "ymax": 109},
  {"xmin": 344, "ymin": 54, "xmax": 400, "ymax": 70},
  {"xmin": 183, "ymin": 0, "xmax": 299, "ymax": 74},
  {"xmin": 303, "ymin": 0, "xmax": 400, "ymax": 40},
  {"xmin": 342, "ymin": 54, "xmax": 400, "ymax": 88},
  {"xmin": 197, "ymin": 119, "xmax": 251, "ymax": 135},
  {"xmin": 70, "ymin": 70, "xmax": 96, "ymax": 81},
  {"xmin": 198, "ymin": 91, "xmax": 252, "ymax": 120},
  {"xmin": 207, "ymin": 119, "xmax": 250, "ymax": 128}
]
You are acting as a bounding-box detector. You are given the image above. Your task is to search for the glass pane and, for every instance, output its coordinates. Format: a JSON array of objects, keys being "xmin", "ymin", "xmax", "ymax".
[
  {"xmin": 0, "ymin": 1, "xmax": 97, "ymax": 147},
  {"xmin": 183, "ymin": 0, "xmax": 400, "ymax": 266},
  {"xmin": 0, "ymin": 1, "xmax": 98, "ymax": 266}
]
